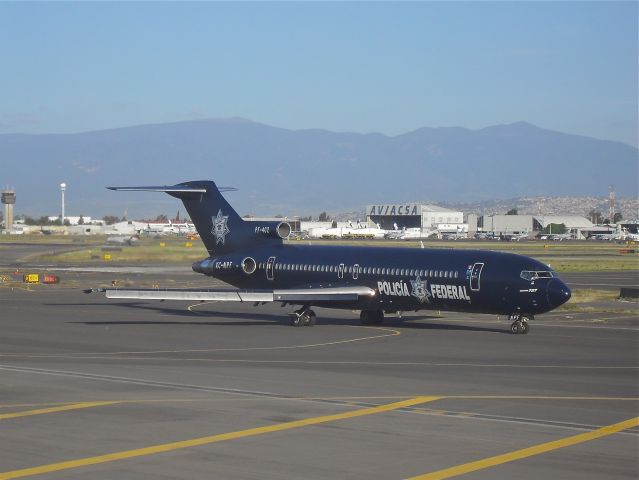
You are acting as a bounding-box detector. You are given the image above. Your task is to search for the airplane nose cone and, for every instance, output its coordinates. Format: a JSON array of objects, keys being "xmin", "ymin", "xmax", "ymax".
[{"xmin": 547, "ymin": 279, "xmax": 571, "ymax": 308}]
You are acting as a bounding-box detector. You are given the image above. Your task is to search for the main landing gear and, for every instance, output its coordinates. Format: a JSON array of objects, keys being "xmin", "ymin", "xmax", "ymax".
[
  {"xmin": 289, "ymin": 305, "xmax": 316, "ymax": 327},
  {"xmin": 360, "ymin": 310, "xmax": 384, "ymax": 325},
  {"xmin": 509, "ymin": 313, "xmax": 532, "ymax": 335}
]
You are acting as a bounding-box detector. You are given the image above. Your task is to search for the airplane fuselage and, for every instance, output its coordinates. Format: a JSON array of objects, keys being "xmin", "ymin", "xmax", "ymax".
[{"xmin": 193, "ymin": 244, "xmax": 569, "ymax": 316}]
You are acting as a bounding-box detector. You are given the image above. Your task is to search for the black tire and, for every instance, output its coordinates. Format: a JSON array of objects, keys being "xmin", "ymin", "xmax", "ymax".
[
  {"xmin": 510, "ymin": 321, "xmax": 521, "ymax": 334},
  {"xmin": 306, "ymin": 310, "xmax": 316, "ymax": 327},
  {"xmin": 520, "ymin": 320, "xmax": 529, "ymax": 334},
  {"xmin": 361, "ymin": 310, "xmax": 383, "ymax": 325},
  {"xmin": 292, "ymin": 315, "xmax": 304, "ymax": 327}
]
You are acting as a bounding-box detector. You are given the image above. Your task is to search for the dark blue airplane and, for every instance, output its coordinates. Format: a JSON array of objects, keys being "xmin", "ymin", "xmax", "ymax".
[{"xmin": 100, "ymin": 180, "xmax": 571, "ymax": 334}]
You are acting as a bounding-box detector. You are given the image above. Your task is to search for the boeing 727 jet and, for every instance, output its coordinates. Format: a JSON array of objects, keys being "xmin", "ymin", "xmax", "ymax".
[{"xmin": 93, "ymin": 180, "xmax": 572, "ymax": 334}]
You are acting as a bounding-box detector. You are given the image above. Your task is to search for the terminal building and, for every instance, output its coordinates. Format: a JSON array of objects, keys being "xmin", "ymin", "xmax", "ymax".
[{"xmin": 366, "ymin": 204, "xmax": 464, "ymax": 234}]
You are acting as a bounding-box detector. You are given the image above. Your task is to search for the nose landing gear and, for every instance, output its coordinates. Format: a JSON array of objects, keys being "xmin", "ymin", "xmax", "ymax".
[{"xmin": 509, "ymin": 313, "xmax": 532, "ymax": 334}]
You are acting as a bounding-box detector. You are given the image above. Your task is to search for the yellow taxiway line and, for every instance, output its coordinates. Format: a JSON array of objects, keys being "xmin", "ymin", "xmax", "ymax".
[
  {"xmin": 0, "ymin": 401, "xmax": 120, "ymax": 421},
  {"xmin": 0, "ymin": 396, "xmax": 439, "ymax": 480},
  {"xmin": 406, "ymin": 416, "xmax": 639, "ymax": 480}
]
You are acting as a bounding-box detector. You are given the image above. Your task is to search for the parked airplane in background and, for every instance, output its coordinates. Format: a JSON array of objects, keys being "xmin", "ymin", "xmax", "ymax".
[
  {"xmin": 144, "ymin": 220, "xmax": 196, "ymax": 235},
  {"xmin": 106, "ymin": 235, "xmax": 139, "ymax": 246},
  {"xmin": 89, "ymin": 181, "xmax": 572, "ymax": 334}
]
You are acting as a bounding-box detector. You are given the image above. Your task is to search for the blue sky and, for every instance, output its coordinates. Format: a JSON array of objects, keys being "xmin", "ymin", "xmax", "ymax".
[{"xmin": 1, "ymin": 1, "xmax": 637, "ymax": 146}]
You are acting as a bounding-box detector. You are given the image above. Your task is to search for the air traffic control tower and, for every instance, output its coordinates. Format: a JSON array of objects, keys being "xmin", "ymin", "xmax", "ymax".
[{"xmin": 1, "ymin": 188, "xmax": 16, "ymax": 232}]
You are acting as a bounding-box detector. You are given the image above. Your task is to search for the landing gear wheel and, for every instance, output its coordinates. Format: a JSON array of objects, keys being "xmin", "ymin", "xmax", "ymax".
[
  {"xmin": 520, "ymin": 319, "xmax": 529, "ymax": 335},
  {"xmin": 290, "ymin": 308, "xmax": 316, "ymax": 327},
  {"xmin": 360, "ymin": 310, "xmax": 384, "ymax": 325},
  {"xmin": 304, "ymin": 310, "xmax": 316, "ymax": 327},
  {"xmin": 510, "ymin": 321, "xmax": 522, "ymax": 334}
]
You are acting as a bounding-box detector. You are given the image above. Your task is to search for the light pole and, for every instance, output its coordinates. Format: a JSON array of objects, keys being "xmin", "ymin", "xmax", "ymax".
[{"xmin": 60, "ymin": 182, "xmax": 66, "ymax": 225}]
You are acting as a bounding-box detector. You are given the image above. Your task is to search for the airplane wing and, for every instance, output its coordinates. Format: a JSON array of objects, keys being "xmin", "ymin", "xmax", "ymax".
[{"xmin": 87, "ymin": 286, "xmax": 375, "ymax": 303}]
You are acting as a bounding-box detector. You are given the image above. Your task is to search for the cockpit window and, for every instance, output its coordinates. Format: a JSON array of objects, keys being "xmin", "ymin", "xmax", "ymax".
[{"xmin": 520, "ymin": 270, "xmax": 554, "ymax": 281}]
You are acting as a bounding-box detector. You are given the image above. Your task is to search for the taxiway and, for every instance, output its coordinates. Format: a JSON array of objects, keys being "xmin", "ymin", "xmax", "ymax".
[{"xmin": 0, "ymin": 278, "xmax": 637, "ymax": 479}]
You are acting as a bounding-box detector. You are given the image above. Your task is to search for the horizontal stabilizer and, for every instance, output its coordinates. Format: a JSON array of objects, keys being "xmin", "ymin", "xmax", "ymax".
[
  {"xmin": 107, "ymin": 185, "xmax": 237, "ymax": 193},
  {"xmin": 107, "ymin": 186, "xmax": 206, "ymax": 193}
]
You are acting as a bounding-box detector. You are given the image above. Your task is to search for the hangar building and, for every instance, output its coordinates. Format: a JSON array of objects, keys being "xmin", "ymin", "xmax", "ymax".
[
  {"xmin": 468, "ymin": 214, "xmax": 593, "ymax": 238},
  {"xmin": 366, "ymin": 204, "xmax": 463, "ymax": 234}
]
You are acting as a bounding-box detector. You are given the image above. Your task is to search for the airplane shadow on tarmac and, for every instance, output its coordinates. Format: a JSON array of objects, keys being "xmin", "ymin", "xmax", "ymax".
[{"xmin": 54, "ymin": 301, "xmax": 510, "ymax": 334}]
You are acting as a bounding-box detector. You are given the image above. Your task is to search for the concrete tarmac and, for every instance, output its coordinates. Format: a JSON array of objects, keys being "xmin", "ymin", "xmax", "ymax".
[
  {"xmin": 0, "ymin": 281, "xmax": 637, "ymax": 480},
  {"xmin": 561, "ymin": 271, "xmax": 639, "ymax": 291}
]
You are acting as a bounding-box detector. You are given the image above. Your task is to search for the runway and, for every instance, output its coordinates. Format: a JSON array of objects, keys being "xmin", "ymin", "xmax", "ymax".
[{"xmin": 0, "ymin": 283, "xmax": 637, "ymax": 479}]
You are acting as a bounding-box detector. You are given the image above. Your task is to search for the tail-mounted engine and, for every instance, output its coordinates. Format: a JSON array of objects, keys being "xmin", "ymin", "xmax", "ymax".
[{"xmin": 249, "ymin": 221, "xmax": 291, "ymax": 240}]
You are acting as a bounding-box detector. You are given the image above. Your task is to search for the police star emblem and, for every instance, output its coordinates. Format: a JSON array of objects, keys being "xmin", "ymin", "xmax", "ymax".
[
  {"xmin": 212, "ymin": 209, "xmax": 230, "ymax": 245},
  {"xmin": 410, "ymin": 276, "xmax": 431, "ymax": 304}
]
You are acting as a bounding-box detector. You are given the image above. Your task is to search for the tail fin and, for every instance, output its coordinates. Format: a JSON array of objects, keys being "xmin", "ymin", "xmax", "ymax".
[{"xmin": 108, "ymin": 181, "xmax": 289, "ymax": 255}]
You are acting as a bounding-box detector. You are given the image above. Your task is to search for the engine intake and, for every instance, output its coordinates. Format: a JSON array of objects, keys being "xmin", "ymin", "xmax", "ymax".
[{"xmin": 276, "ymin": 222, "xmax": 291, "ymax": 239}]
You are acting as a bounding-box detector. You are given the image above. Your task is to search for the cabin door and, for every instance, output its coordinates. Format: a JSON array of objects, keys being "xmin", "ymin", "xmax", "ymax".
[
  {"xmin": 266, "ymin": 256, "xmax": 276, "ymax": 281},
  {"xmin": 469, "ymin": 262, "xmax": 484, "ymax": 291},
  {"xmin": 338, "ymin": 263, "xmax": 345, "ymax": 279}
]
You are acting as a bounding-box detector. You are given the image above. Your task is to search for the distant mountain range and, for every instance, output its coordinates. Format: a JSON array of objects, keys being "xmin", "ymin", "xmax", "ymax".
[{"xmin": 1, "ymin": 118, "xmax": 637, "ymax": 218}]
